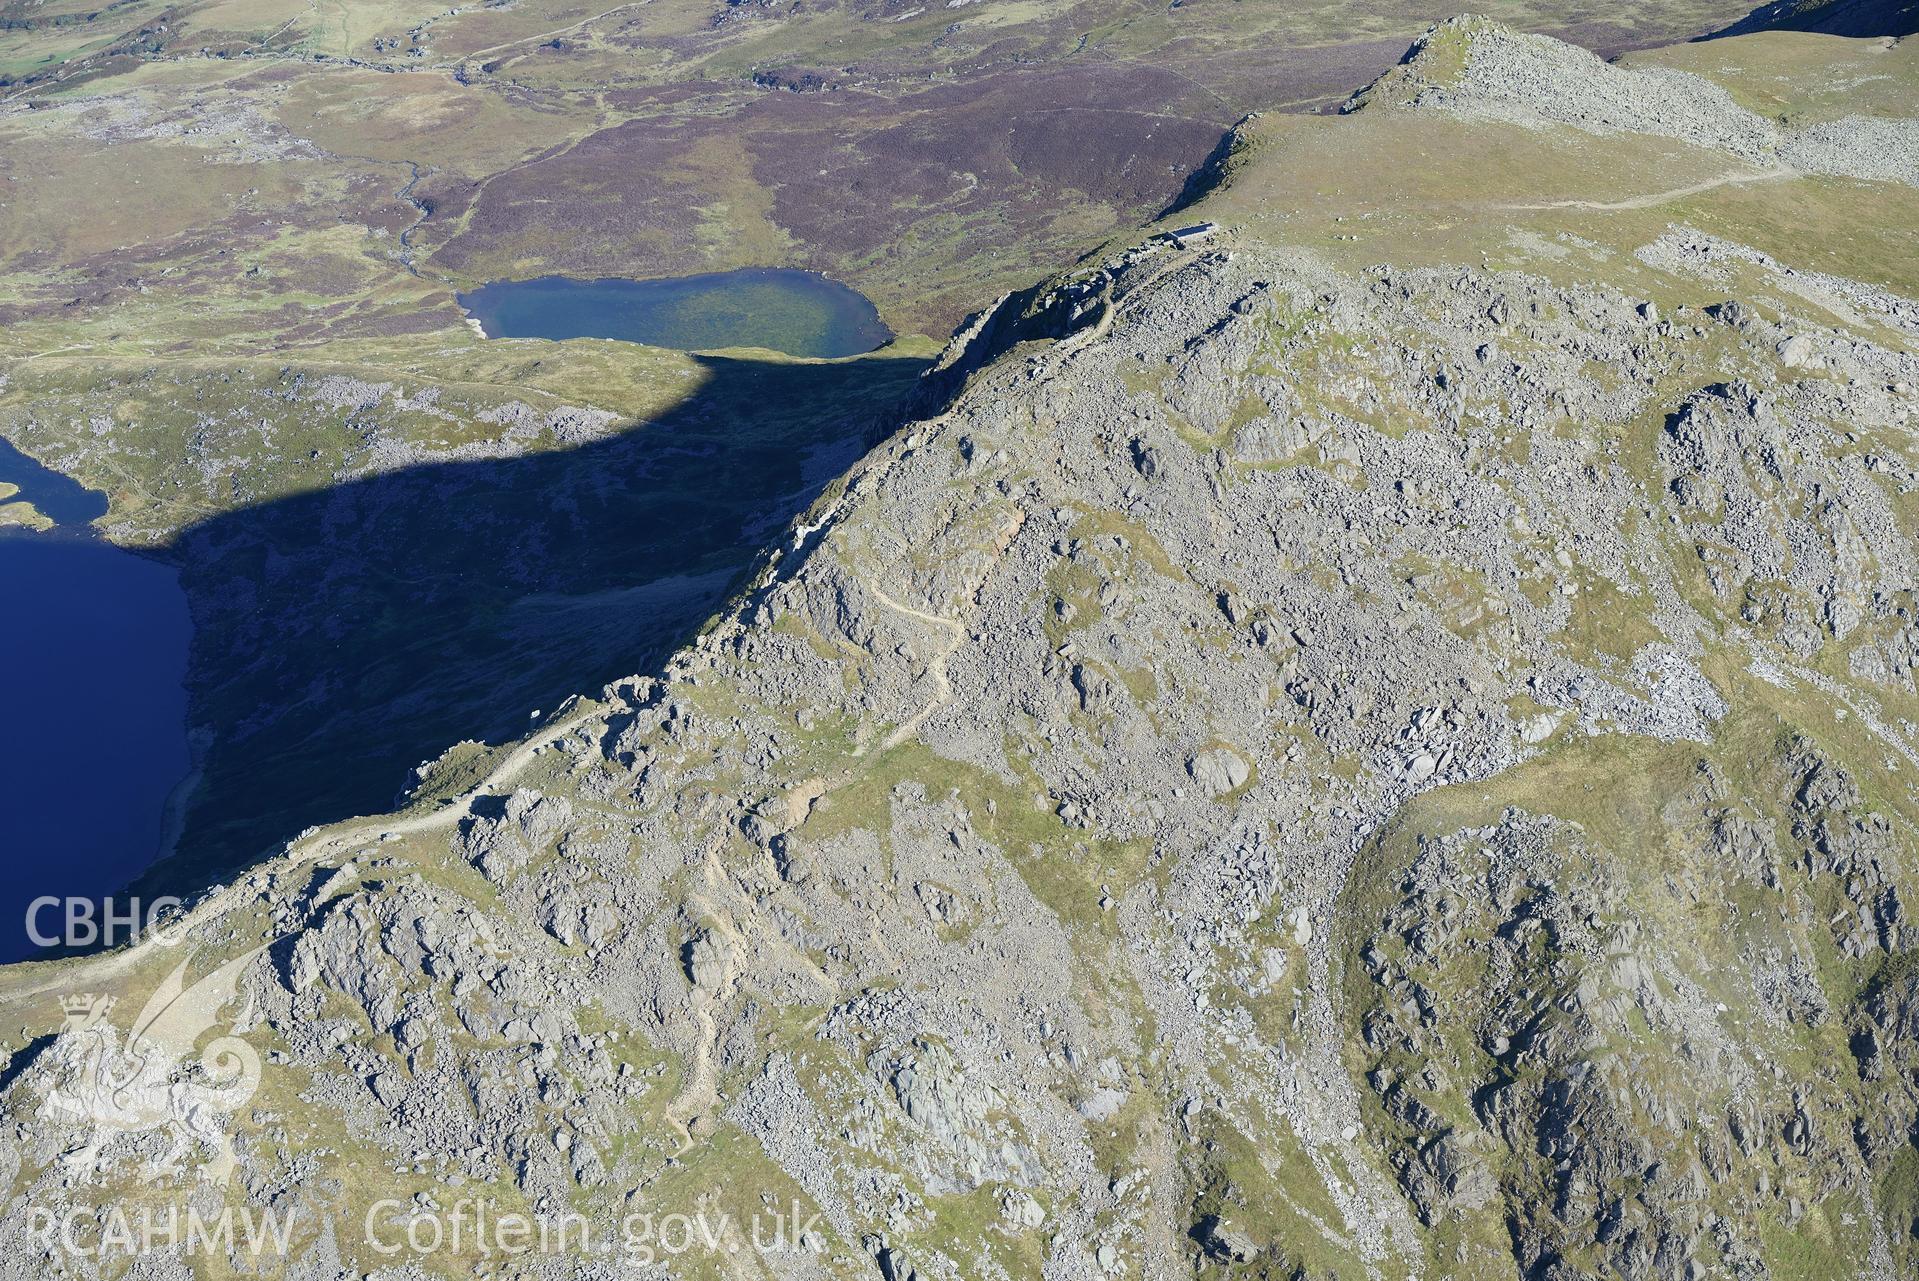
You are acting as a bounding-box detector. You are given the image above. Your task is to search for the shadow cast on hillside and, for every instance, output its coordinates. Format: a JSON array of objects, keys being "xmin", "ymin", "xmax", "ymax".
[
  {"xmin": 1700, "ymin": 0, "xmax": 1917, "ymax": 39},
  {"xmin": 126, "ymin": 350, "xmax": 928, "ymax": 911}
]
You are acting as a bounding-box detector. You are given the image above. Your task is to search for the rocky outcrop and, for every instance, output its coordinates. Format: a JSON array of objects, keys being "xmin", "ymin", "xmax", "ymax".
[
  {"xmin": 5, "ymin": 19, "xmax": 1919, "ymax": 1281},
  {"xmin": 1350, "ymin": 13, "xmax": 1919, "ymax": 190}
]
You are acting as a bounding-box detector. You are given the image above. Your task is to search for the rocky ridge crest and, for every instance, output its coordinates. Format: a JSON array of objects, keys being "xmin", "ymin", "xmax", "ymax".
[{"xmin": 3, "ymin": 18, "xmax": 1919, "ymax": 1281}]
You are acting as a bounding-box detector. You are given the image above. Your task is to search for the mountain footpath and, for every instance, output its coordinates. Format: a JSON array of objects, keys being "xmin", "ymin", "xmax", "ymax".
[{"xmin": 3, "ymin": 17, "xmax": 1919, "ymax": 1281}]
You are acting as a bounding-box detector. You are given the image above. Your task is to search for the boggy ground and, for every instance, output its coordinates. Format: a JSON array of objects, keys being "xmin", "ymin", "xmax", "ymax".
[{"xmin": 0, "ymin": 0, "xmax": 1779, "ymax": 343}]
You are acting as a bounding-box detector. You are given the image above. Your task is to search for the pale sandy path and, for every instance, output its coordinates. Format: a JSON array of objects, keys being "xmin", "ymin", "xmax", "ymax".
[{"xmin": 1498, "ymin": 164, "xmax": 1795, "ymax": 212}]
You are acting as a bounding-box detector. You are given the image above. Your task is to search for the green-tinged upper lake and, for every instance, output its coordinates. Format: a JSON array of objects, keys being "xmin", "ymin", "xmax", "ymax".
[{"xmin": 456, "ymin": 268, "xmax": 894, "ymax": 359}]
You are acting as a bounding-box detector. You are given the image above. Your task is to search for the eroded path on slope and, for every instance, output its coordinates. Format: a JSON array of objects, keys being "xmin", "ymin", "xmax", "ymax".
[
  {"xmin": 1498, "ymin": 163, "xmax": 1796, "ymax": 212},
  {"xmin": 0, "ymin": 694, "xmax": 619, "ymax": 1003}
]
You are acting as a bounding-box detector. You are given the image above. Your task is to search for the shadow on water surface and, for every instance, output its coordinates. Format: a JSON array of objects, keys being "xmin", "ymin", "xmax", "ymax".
[
  {"xmin": 0, "ymin": 532, "xmax": 191, "ymax": 963},
  {"xmin": 118, "ymin": 350, "xmax": 927, "ymax": 918}
]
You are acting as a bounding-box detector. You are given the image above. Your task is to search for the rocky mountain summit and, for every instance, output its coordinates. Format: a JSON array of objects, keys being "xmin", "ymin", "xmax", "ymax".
[
  {"xmin": 4, "ymin": 16, "xmax": 1919, "ymax": 1281},
  {"xmin": 1352, "ymin": 11, "xmax": 1919, "ymax": 184}
]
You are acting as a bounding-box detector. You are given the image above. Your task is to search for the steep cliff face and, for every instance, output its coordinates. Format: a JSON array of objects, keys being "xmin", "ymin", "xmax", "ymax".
[{"xmin": 3, "ymin": 19, "xmax": 1918, "ymax": 1281}]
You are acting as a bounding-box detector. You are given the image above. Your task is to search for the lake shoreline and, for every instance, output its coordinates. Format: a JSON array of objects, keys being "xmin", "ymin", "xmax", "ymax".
[
  {"xmin": 457, "ymin": 267, "xmax": 894, "ymax": 359},
  {"xmin": 0, "ymin": 445, "xmax": 195, "ymax": 963}
]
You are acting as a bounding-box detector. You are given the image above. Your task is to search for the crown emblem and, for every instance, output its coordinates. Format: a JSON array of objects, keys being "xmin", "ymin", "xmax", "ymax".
[{"xmin": 57, "ymin": 993, "xmax": 115, "ymax": 1027}]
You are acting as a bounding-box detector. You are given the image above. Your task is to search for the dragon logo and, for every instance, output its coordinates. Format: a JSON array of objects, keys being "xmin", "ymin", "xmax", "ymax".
[{"xmin": 39, "ymin": 949, "xmax": 266, "ymax": 1186}]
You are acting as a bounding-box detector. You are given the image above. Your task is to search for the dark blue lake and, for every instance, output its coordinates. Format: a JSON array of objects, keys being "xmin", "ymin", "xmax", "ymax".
[
  {"xmin": 457, "ymin": 268, "xmax": 894, "ymax": 359},
  {"xmin": 0, "ymin": 441, "xmax": 191, "ymax": 963}
]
